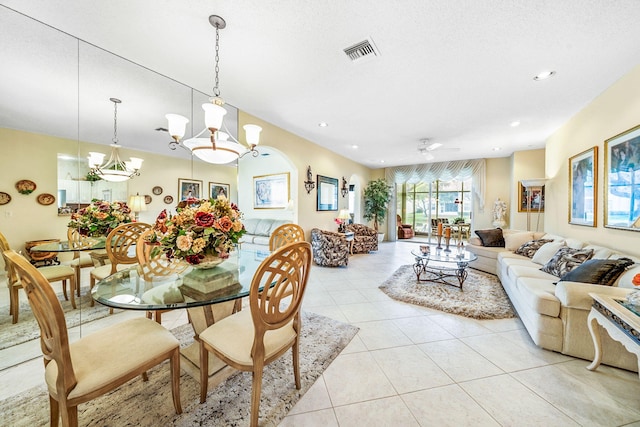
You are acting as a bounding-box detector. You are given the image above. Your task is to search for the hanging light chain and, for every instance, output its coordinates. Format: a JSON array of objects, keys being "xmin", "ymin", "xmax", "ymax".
[
  {"xmin": 112, "ymin": 101, "xmax": 118, "ymax": 143},
  {"xmin": 213, "ymin": 24, "xmax": 221, "ymax": 97}
]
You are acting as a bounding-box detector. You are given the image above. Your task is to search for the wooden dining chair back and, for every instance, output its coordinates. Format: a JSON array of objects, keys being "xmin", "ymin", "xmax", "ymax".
[
  {"xmin": 1, "ymin": 230, "xmax": 77, "ymax": 322},
  {"xmin": 67, "ymin": 227, "xmax": 104, "ymax": 295},
  {"xmin": 136, "ymin": 229, "xmax": 189, "ymax": 323},
  {"xmin": 3, "ymin": 249, "xmax": 181, "ymax": 427},
  {"xmin": 268, "ymin": 223, "xmax": 305, "ymax": 251},
  {"xmin": 198, "ymin": 241, "xmax": 312, "ymax": 427},
  {"xmin": 89, "ymin": 222, "xmax": 151, "ymax": 306}
]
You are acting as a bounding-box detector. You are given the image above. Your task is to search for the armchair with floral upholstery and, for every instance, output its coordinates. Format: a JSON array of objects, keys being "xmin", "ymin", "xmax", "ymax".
[
  {"xmin": 396, "ymin": 215, "xmax": 414, "ymax": 239},
  {"xmin": 311, "ymin": 229, "xmax": 349, "ymax": 267},
  {"xmin": 345, "ymin": 223, "xmax": 378, "ymax": 253}
]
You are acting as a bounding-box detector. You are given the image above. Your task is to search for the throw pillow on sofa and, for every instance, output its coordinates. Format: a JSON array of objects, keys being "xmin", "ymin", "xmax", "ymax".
[
  {"xmin": 504, "ymin": 232, "xmax": 535, "ymax": 251},
  {"xmin": 514, "ymin": 239, "xmax": 554, "ymax": 258},
  {"xmin": 558, "ymin": 257, "xmax": 635, "ymax": 286},
  {"xmin": 475, "ymin": 228, "xmax": 504, "ymax": 247},
  {"xmin": 540, "ymin": 247, "xmax": 595, "ymax": 277},
  {"xmin": 531, "ymin": 241, "xmax": 566, "ymax": 265}
]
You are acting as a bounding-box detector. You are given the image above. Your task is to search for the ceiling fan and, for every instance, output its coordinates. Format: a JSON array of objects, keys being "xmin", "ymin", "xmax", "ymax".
[{"xmin": 417, "ymin": 139, "xmax": 460, "ymax": 161}]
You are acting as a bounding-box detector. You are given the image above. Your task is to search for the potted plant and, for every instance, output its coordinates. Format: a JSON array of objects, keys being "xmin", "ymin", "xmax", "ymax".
[{"xmin": 363, "ymin": 178, "xmax": 392, "ymax": 241}]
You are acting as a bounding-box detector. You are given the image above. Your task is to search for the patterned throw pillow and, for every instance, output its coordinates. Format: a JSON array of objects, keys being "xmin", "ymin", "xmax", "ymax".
[
  {"xmin": 559, "ymin": 257, "xmax": 635, "ymax": 286},
  {"xmin": 540, "ymin": 247, "xmax": 595, "ymax": 277},
  {"xmin": 514, "ymin": 239, "xmax": 554, "ymax": 258},
  {"xmin": 474, "ymin": 228, "xmax": 504, "ymax": 247}
]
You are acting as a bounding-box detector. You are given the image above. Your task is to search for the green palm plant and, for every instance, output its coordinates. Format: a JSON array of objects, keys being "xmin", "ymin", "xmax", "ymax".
[{"xmin": 363, "ymin": 178, "xmax": 392, "ymax": 232}]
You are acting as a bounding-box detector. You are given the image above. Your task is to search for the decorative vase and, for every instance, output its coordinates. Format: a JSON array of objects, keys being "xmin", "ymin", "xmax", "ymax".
[{"xmin": 191, "ymin": 254, "xmax": 225, "ymax": 269}]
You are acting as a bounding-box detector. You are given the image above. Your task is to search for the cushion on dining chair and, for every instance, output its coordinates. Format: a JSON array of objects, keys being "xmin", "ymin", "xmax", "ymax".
[
  {"xmin": 44, "ymin": 317, "xmax": 179, "ymax": 399},
  {"xmin": 198, "ymin": 309, "xmax": 295, "ymax": 365},
  {"xmin": 40, "ymin": 265, "xmax": 75, "ymax": 281},
  {"xmin": 90, "ymin": 263, "xmax": 130, "ymax": 280},
  {"xmin": 69, "ymin": 252, "xmax": 95, "ymax": 268}
]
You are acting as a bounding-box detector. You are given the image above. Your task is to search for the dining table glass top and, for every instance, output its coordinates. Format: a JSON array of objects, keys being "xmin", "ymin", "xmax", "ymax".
[
  {"xmin": 29, "ymin": 237, "xmax": 107, "ymax": 252},
  {"xmin": 92, "ymin": 248, "xmax": 271, "ymax": 310}
]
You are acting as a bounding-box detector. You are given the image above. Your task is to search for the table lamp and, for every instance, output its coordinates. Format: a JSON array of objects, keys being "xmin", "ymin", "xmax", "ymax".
[{"xmin": 128, "ymin": 193, "xmax": 147, "ymax": 221}]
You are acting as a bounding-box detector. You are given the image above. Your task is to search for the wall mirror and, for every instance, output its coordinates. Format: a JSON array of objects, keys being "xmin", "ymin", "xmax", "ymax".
[{"xmin": 317, "ymin": 175, "xmax": 338, "ymax": 211}]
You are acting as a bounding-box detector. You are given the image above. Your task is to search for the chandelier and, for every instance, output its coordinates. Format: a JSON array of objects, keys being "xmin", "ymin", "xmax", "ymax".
[
  {"xmin": 165, "ymin": 15, "xmax": 262, "ymax": 164},
  {"xmin": 88, "ymin": 98, "xmax": 143, "ymax": 182}
]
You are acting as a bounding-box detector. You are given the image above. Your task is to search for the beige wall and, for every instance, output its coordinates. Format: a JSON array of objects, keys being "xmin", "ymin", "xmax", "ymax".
[
  {"xmin": 510, "ymin": 149, "xmax": 546, "ymax": 231},
  {"xmin": 545, "ymin": 64, "xmax": 640, "ymax": 257},
  {"xmin": 474, "ymin": 156, "xmax": 513, "ymax": 230},
  {"xmin": 238, "ymin": 111, "xmax": 379, "ymax": 238}
]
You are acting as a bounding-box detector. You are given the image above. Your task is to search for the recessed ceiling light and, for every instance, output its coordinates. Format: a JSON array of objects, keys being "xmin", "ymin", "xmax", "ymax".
[
  {"xmin": 533, "ymin": 70, "xmax": 556, "ymax": 81},
  {"xmin": 351, "ymin": 145, "xmax": 358, "ymax": 149},
  {"xmin": 492, "ymin": 147, "xmax": 502, "ymax": 151},
  {"xmin": 380, "ymin": 160, "xmax": 385, "ymax": 164},
  {"xmin": 510, "ymin": 121, "xmax": 520, "ymax": 127},
  {"xmin": 318, "ymin": 122, "xmax": 328, "ymax": 127}
]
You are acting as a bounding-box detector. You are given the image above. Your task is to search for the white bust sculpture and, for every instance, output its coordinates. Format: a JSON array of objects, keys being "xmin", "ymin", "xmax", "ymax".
[{"xmin": 492, "ymin": 198, "xmax": 507, "ymax": 228}]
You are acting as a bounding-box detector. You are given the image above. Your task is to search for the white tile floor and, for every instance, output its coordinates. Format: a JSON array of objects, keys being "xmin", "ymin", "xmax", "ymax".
[{"xmin": 1, "ymin": 241, "xmax": 640, "ymax": 426}]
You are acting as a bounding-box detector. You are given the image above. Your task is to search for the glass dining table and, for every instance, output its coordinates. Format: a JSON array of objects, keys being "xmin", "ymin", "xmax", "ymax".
[
  {"xmin": 92, "ymin": 247, "xmax": 271, "ymax": 381},
  {"xmin": 29, "ymin": 237, "xmax": 109, "ymax": 308}
]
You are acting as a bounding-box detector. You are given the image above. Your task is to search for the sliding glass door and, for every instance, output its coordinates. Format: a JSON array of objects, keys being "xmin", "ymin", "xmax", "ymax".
[{"xmin": 397, "ymin": 178, "xmax": 472, "ymax": 236}]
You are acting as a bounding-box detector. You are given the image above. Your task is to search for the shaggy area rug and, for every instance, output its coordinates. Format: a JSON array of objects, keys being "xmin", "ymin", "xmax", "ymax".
[
  {"xmin": 379, "ymin": 265, "xmax": 516, "ymax": 319},
  {"xmin": 0, "ymin": 310, "xmax": 358, "ymax": 427},
  {"xmin": 0, "ymin": 286, "xmax": 114, "ymax": 350}
]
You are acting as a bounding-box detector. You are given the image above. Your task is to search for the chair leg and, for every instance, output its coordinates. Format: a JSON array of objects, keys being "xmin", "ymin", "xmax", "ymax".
[
  {"xmin": 69, "ymin": 277, "xmax": 77, "ymax": 309},
  {"xmin": 73, "ymin": 265, "xmax": 81, "ymax": 297},
  {"xmin": 293, "ymin": 338, "xmax": 301, "ymax": 389},
  {"xmin": 250, "ymin": 364, "xmax": 264, "ymax": 427},
  {"xmin": 199, "ymin": 341, "xmax": 209, "ymax": 403},
  {"xmin": 62, "ymin": 279, "xmax": 68, "ymax": 301},
  {"xmin": 170, "ymin": 347, "xmax": 182, "ymax": 414},
  {"xmin": 49, "ymin": 395, "xmax": 59, "ymax": 427},
  {"xmin": 10, "ymin": 286, "xmax": 19, "ymax": 324},
  {"xmin": 89, "ymin": 276, "xmax": 95, "ymax": 307},
  {"xmin": 63, "ymin": 405, "xmax": 78, "ymax": 427}
]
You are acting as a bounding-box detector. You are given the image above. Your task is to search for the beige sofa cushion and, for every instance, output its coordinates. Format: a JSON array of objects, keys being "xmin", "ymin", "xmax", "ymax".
[{"xmin": 514, "ymin": 277, "xmax": 561, "ymax": 317}]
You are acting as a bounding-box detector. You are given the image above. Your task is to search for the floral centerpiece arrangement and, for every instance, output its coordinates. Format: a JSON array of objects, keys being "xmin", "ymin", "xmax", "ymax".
[
  {"xmin": 148, "ymin": 196, "xmax": 245, "ymax": 267},
  {"xmin": 68, "ymin": 199, "xmax": 133, "ymax": 237}
]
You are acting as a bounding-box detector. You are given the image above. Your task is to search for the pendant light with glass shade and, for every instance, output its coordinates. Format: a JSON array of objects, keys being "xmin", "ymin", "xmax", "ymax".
[
  {"xmin": 88, "ymin": 98, "xmax": 143, "ymax": 182},
  {"xmin": 165, "ymin": 14, "xmax": 262, "ymax": 164}
]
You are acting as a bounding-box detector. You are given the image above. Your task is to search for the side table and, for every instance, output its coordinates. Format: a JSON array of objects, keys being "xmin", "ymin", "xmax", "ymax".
[
  {"xmin": 586, "ymin": 293, "xmax": 640, "ymax": 377},
  {"xmin": 342, "ymin": 231, "xmax": 355, "ymax": 255}
]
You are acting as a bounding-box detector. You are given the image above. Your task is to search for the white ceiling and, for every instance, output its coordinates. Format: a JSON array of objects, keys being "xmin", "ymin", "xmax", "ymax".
[{"xmin": 2, "ymin": 0, "xmax": 640, "ymax": 168}]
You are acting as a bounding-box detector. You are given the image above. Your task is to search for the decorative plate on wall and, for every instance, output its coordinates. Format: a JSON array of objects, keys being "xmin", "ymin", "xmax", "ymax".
[
  {"xmin": 36, "ymin": 193, "xmax": 56, "ymax": 206},
  {"xmin": 144, "ymin": 195, "xmax": 152, "ymax": 204},
  {"xmin": 163, "ymin": 195, "xmax": 174, "ymax": 204},
  {"xmin": 152, "ymin": 186, "xmax": 163, "ymax": 195},
  {"xmin": 0, "ymin": 192, "xmax": 11, "ymax": 205},
  {"xmin": 15, "ymin": 179, "xmax": 36, "ymax": 194}
]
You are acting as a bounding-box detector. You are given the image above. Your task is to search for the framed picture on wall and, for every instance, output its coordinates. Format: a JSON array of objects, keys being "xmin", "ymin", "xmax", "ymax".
[
  {"xmin": 604, "ymin": 123, "xmax": 640, "ymax": 230},
  {"xmin": 209, "ymin": 182, "xmax": 230, "ymax": 199},
  {"xmin": 178, "ymin": 178, "xmax": 202, "ymax": 201},
  {"xmin": 253, "ymin": 172, "xmax": 289, "ymax": 209},
  {"xmin": 317, "ymin": 175, "xmax": 338, "ymax": 211},
  {"xmin": 569, "ymin": 146, "xmax": 597, "ymax": 227},
  {"xmin": 517, "ymin": 182, "xmax": 544, "ymax": 212}
]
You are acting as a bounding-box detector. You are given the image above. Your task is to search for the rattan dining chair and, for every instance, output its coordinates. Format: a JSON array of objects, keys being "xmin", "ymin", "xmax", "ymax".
[
  {"xmin": 136, "ymin": 229, "xmax": 189, "ymax": 323},
  {"xmin": 268, "ymin": 223, "xmax": 305, "ymax": 251},
  {"xmin": 198, "ymin": 241, "xmax": 312, "ymax": 427},
  {"xmin": 0, "ymin": 230, "xmax": 77, "ymax": 322},
  {"xmin": 88, "ymin": 222, "xmax": 151, "ymax": 307},
  {"xmin": 3, "ymin": 249, "xmax": 181, "ymax": 427}
]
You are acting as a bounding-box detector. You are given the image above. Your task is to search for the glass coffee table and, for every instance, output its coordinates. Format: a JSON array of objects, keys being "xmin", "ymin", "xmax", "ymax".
[{"xmin": 410, "ymin": 248, "xmax": 477, "ymax": 290}]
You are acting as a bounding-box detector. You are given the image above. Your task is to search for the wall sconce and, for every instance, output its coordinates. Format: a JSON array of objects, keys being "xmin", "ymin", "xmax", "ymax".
[
  {"xmin": 304, "ymin": 165, "xmax": 315, "ymax": 194},
  {"xmin": 341, "ymin": 176, "xmax": 348, "ymax": 197}
]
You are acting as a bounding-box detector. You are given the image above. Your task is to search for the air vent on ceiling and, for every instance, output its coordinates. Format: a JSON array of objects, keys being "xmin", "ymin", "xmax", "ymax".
[{"xmin": 343, "ymin": 37, "xmax": 379, "ymax": 62}]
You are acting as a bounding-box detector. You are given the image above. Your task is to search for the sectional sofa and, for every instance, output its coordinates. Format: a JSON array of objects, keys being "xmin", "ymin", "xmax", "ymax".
[
  {"xmin": 239, "ymin": 218, "xmax": 291, "ymax": 247},
  {"xmin": 466, "ymin": 229, "xmax": 639, "ymax": 372}
]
